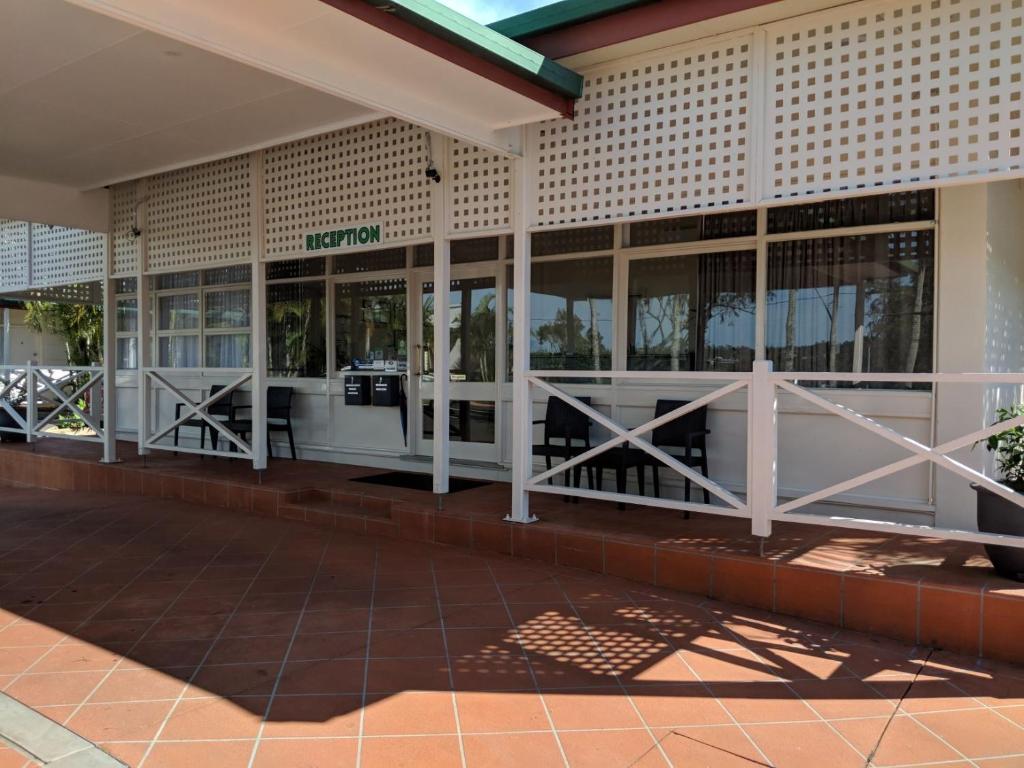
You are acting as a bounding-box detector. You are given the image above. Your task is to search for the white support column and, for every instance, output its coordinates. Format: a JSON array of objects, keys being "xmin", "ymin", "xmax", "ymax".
[
  {"xmin": 25, "ymin": 361, "xmax": 36, "ymax": 445},
  {"xmin": 1, "ymin": 308, "xmax": 10, "ymax": 364},
  {"xmin": 748, "ymin": 359, "xmax": 776, "ymax": 538},
  {"xmin": 430, "ymin": 132, "xmax": 450, "ymax": 496},
  {"xmin": 250, "ymin": 156, "xmax": 268, "ymax": 473},
  {"xmin": 100, "ymin": 274, "xmax": 118, "ymax": 463},
  {"xmin": 251, "ymin": 152, "xmax": 268, "ymax": 471},
  {"xmin": 136, "ymin": 181, "xmax": 150, "ymax": 456},
  {"xmin": 507, "ymin": 127, "xmax": 537, "ymax": 524}
]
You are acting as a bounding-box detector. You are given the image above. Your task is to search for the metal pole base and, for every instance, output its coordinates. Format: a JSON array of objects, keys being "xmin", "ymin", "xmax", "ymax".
[
  {"xmin": 503, "ymin": 513, "xmax": 540, "ymax": 524},
  {"xmin": 98, "ymin": 458, "xmax": 123, "ymax": 465}
]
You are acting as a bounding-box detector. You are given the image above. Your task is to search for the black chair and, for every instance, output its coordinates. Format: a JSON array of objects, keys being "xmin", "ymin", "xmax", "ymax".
[
  {"xmin": 589, "ymin": 446, "xmax": 647, "ymax": 510},
  {"xmin": 173, "ymin": 384, "xmax": 236, "ymax": 454},
  {"xmin": 643, "ymin": 399, "xmax": 711, "ymax": 512},
  {"xmin": 222, "ymin": 386, "xmax": 297, "ymax": 460},
  {"xmin": 532, "ymin": 396, "xmax": 594, "ymax": 499}
]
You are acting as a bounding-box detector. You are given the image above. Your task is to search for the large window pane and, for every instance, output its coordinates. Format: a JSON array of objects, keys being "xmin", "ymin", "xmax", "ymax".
[
  {"xmin": 520, "ymin": 257, "xmax": 613, "ymax": 371},
  {"xmin": 766, "ymin": 231, "xmax": 934, "ymax": 387},
  {"xmin": 205, "ymin": 289, "xmax": 251, "ymax": 329},
  {"xmin": 158, "ymin": 294, "xmax": 199, "ymax": 331},
  {"xmin": 159, "ymin": 336, "xmax": 199, "ymax": 367},
  {"xmin": 628, "ymin": 251, "xmax": 755, "ymax": 372},
  {"xmin": 423, "ymin": 277, "xmax": 496, "ymax": 382},
  {"xmin": 116, "ymin": 298, "xmax": 137, "ymax": 333},
  {"xmin": 422, "ymin": 400, "xmax": 496, "ymax": 444},
  {"xmin": 116, "ymin": 337, "xmax": 137, "ymax": 370},
  {"xmin": 335, "ymin": 279, "xmax": 408, "ymax": 371},
  {"xmin": 267, "ymin": 282, "xmax": 327, "ymax": 378},
  {"xmin": 206, "ymin": 334, "xmax": 251, "ymax": 368}
]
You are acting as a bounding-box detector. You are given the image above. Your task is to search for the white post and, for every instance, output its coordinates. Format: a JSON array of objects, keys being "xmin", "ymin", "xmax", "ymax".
[
  {"xmin": 507, "ymin": 127, "xmax": 537, "ymax": 524},
  {"xmin": 430, "ymin": 132, "xmax": 450, "ymax": 496},
  {"xmin": 135, "ymin": 180, "xmax": 151, "ymax": 456},
  {"xmin": 748, "ymin": 359, "xmax": 776, "ymax": 538},
  {"xmin": 100, "ymin": 275, "xmax": 118, "ymax": 463},
  {"xmin": 251, "ymin": 153, "xmax": 268, "ymax": 471},
  {"xmin": 2, "ymin": 308, "xmax": 10, "ymax": 364},
  {"xmin": 25, "ymin": 361, "xmax": 36, "ymax": 444}
]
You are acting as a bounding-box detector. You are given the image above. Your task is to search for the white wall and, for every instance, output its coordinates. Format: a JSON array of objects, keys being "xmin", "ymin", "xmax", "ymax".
[{"xmin": 2, "ymin": 308, "xmax": 68, "ymax": 365}]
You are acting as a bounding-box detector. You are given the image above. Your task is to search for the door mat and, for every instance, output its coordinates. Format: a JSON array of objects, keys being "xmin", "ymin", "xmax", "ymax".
[{"xmin": 352, "ymin": 471, "xmax": 490, "ymax": 494}]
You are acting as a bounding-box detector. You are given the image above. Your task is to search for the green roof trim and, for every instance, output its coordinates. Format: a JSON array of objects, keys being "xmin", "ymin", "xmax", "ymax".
[
  {"xmin": 362, "ymin": 0, "xmax": 583, "ymax": 98},
  {"xmin": 489, "ymin": 0, "xmax": 654, "ymax": 40}
]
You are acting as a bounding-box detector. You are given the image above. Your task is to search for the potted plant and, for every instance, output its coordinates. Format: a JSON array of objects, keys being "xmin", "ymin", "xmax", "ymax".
[{"xmin": 976, "ymin": 404, "xmax": 1024, "ymax": 581}]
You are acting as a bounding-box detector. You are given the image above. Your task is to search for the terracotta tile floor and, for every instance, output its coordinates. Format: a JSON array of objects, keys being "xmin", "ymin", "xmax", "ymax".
[{"xmin": 3, "ymin": 487, "xmax": 1024, "ymax": 767}]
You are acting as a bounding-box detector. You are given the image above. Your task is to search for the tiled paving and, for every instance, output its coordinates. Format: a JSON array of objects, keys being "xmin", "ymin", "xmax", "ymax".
[
  {"xmin": 3, "ymin": 488, "xmax": 1024, "ymax": 767},
  {"xmin": 2, "ymin": 441, "xmax": 1023, "ymax": 664}
]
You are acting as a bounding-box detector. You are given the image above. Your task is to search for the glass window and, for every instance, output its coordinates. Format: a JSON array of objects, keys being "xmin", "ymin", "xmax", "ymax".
[
  {"xmin": 335, "ymin": 279, "xmax": 408, "ymax": 371},
  {"xmin": 532, "ymin": 226, "xmax": 614, "ymax": 257},
  {"xmin": 422, "ymin": 400, "xmax": 496, "ymax": 444},
  {"xmin": 159, "ymin": 335, "xmax": 199, "ymax": 368},
  {"xmin": 205, "ymin": 289, "xmax": 250, "ymax": 329},
  {"xmin": 203, "ymin": 264, "xmax": 251, "ymax": 285},
  {"xmin": 509, "ymin": 256, "xmax": 614, "ymax": 372},
  {"xmin": 333, "ymin": 248, "xmax": 406, "ymax": 275},
  {"xmin": 266, "ymin": 257, "xmax": 325, "ymax": 280},
  {"xmin": 267, "ymin": 282, "xmax": 326, "ymax": 378},
  {"xmin": 628, "ymin": 211, "xmax": 757, "ymax": 246},
  {"xmin": 158, "ymin": 294, "xmax": 199, "ymax": 330},
  {"xmin": 156, "ymin": 272, "xmax": 200, "ymax": 290},
  {"xmin": 116, "ymin": 298, "xmax": 137, "ymax": 333},
  {"xmin": 628, "ymin": 251, "xmax": 756, "ymax": 372},
  {"xmin": 114, "ymin": 277, "xmax": 137, "ymax": 294},
  {"xmin": 766, "ymin": 230, "xmax": 934, "ymax": 387},
  {"xmin": 766, "ymin": 190, "xmax": 935, "ymax": 234},
  {"xmin": 205, "ymin": 334, "xmax": 250, "ymax": 368},
  {"xmin": 422, "ymin": 277, "xmax": 496, "ymax": 382},
  {"xmin": 115, "ymin": 337, "xmax": 137, "ymax": 370}
]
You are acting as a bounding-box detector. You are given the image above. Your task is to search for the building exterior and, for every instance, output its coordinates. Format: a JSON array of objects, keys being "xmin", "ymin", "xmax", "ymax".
[{"xmin": 1, "ymin": 0, "xmax": 1023, "ymax": 545}]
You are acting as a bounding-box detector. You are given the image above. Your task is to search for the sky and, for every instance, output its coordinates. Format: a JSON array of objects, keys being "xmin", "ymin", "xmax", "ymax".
[{"xmin": 440, "ymin": 0, "xmax": 553, "ymax": 24}]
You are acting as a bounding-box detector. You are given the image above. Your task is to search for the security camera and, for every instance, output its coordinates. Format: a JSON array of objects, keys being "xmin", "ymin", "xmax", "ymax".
[{"xmin": 425, "ymin": 162, "xmax": 441, "ymax": 184}]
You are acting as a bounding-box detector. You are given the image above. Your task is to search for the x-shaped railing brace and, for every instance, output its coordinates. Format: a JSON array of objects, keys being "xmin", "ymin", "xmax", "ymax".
[
  {"xmin": 526, "ymin": 376, "xmax": 747, "ymax": 511},
  {"xmin": 0, "ymin": 371, "xmax": 28, "ymax": 432},
  {"xmin": 775, "ymin": 379, "xmax": 1024, "ymax": 515},
  {"xmin": 33, "ymin": 369, "xmax": 103, "ymax": 435},
  {"xmin": 145, "ymin": 370, "xmax": 252, "ymax": 456}
]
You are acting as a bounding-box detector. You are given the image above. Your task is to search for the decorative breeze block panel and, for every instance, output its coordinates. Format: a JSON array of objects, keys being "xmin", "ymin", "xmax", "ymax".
[
  {"xmin": 448, "ymin": 140, "xmax": 511, "ymax": 233},
  {"xmin": 146, "ymin": 155, "xmax": 253, "ymax": 273},
  {"xmin": 111, "ymin": 182, "xmax": 140, "ymax": 277},
  {"xmin": 532, "ymin": 36, "xmax": 753, "ymax": 226},
  {"xmin": 0, "ymin": 219, "xmax": 29, "ymax": 291},
  {"xmin": 765, "ymin": 0, "xmax": 1024, "ymax": 198},
  {"xmin": 263, "ymin": 118, "xmax": 432, "ymax": 258},
  {"xmin": 30, "ymin": 224, "xmax": 105, "ymax": 287}
]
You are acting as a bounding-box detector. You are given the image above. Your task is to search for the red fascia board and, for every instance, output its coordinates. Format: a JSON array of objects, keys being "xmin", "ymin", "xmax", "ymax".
[
  {"xmin": 519, "ymin": 0, "xmax": 783, "ymax": 59},
  {"xmin": 317, "ymin": 0, "xmax": 576, "ymax": 118}
]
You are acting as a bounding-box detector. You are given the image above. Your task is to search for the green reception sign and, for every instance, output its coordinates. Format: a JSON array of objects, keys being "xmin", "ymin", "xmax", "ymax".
[{"xmin": 305, "ymin": 223, "xmax": 382, "ymax": 253}]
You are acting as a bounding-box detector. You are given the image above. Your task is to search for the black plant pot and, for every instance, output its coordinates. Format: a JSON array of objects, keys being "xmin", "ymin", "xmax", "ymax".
[
  {"xmin": 0, "ymin": 407, "xmax": 27, "ymax": 443},
  {"xmin": 974, "ymin": 483, "xmax": 1024, "ymax": 582}
]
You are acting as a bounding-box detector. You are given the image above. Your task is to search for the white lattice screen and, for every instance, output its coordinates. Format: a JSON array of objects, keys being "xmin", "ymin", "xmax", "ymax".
[
  {"xmin": 111, "ymin": 182, "xmax": 140, "ymax": 277},
  {"xmin": 448, "ymin": 140, "xmax": 512, "ymax": 234},
  {"xmin": 0, "ymin": 219, "xmax": 30, "ymax": 291},
  {"xmin": 146, "ymin": 156, "xmax": 253, "ymax": 273},
  {"xmin": 263, "ymin": 118, "xmax": 432, "ymax": 258},
  {"xmin": 765, "ymin": 0, "xmax": 1024, "ymax": 198},
  {"xmin": 30, "ymin": 224, "xmax": 105, "ymax": 287},
  {"xmin": 531, "ymin": 35, "xmax": 753, "ymax": 227}
]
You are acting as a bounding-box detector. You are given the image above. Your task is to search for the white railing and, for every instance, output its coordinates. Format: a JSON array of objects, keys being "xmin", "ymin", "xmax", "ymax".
[
  {"xmin": 0, "ymin": 363, "xmax": 106, "ymax": 444},
  {"xmin": 140, "ymin": 367, "xmax": 254, "ymax": 459},
  {"xmin": 522, "ymin": 363, "xmax": 1024, "ymax": 550}
]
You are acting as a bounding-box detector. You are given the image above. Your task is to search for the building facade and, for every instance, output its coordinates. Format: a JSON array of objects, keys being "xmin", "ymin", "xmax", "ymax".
[{"xmin": 1, "ymin": 0, "xmax": 1023, "ymax": 540}]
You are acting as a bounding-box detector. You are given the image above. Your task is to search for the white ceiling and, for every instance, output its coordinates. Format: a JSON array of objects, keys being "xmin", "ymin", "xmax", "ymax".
[{"xmin": 0, "ymin": 0, "xmax": 376, "ymax": 189}]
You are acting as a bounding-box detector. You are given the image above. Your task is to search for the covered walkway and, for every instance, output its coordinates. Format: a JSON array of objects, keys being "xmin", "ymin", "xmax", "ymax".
[{"xmin": 4, "ymin": 485, "xmax": 1024, "ymax": 768}]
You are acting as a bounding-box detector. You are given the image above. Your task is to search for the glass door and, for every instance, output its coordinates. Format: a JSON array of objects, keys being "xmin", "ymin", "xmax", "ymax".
[{"xmin": 413, "ymin": 264, "xmax": 500, "ymax": 463}]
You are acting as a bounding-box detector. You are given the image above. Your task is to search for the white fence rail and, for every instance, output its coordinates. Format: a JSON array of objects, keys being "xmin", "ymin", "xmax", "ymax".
[
  {"xmin": 140, "ymin": 367, "xmax": 254, "ymax": 459},
  {"xmin": 521, "ymin": 364, "xmax": 1024, "ymax": 550},
  {"xmin": 0, "ymin": 364, "xmax": 106, "ymax": 444}
]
